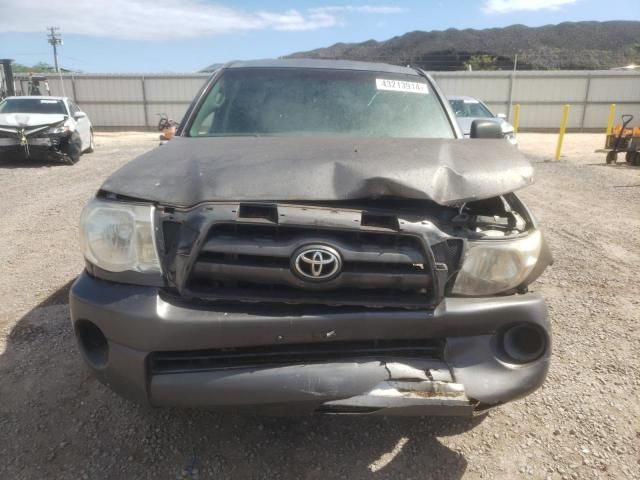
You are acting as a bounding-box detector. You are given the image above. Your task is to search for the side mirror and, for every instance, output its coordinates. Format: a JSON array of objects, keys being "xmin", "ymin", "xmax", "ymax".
[
  {"xmin": 74, "ymin": 111, "xmax": 87, "ymax": 119},
  {"xmin": 496, "ymin": 113, "xmax": 507, "ymax": 120},
  {"xmin": 470, "ymin": 119, "xmax": 504, "ymax": 139}
]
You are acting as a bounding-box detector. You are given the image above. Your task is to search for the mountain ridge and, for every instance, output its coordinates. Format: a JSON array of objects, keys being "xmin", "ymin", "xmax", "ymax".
[{"xmin": 285, "ymin": 21, "xmax": 640, "ymax": 70}]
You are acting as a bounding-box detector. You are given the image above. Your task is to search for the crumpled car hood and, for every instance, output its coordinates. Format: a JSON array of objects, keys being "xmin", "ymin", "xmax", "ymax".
[
  {"xmin": 0, "ymin": 113, "xmax": 66, "ymax": 129},
  {"xmin": 100, "ymin": 136, "xmax": 534, "ymax": 207}
]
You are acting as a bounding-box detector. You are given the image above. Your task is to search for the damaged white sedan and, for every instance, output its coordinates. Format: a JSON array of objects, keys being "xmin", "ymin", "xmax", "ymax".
[{"xmin": 0, "ymin": 96, "xmax": 94, "ymax": 164}]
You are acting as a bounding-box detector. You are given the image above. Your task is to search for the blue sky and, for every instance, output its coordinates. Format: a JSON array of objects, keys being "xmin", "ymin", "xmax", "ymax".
[{"xmin": 0, "ymin": 0, "xmax": 636, "ymax": 73}]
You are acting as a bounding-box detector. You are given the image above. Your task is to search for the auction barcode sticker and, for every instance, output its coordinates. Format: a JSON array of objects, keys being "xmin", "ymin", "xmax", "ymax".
[{"xmin": 376, "ymin": 78, "xmax": 429, "ymax": 94}]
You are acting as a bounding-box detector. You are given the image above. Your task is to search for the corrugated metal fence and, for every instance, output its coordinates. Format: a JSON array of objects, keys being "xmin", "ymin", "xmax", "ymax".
[
  {"xmin": 15, "ymin": 70, "xmax": 640, "ymax": 131},
  {"xmin": 435, "ymin": 70, "xmax": 640, "ymax": 131}
]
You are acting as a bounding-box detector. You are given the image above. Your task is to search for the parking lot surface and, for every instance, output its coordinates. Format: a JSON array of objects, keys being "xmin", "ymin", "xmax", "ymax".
[{"xmin": 1, "ymin": 132, "xmax": 639, "ymax": 479}]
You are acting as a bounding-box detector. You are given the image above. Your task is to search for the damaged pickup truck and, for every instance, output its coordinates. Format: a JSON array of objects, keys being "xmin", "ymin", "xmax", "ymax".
[
  {"xmin": 0, "ymin": 96, "xmax": 94, "ymax": 164},
  {"xmin": 70, "ymin": 59, "xmax": 552, "ymax": 416}
]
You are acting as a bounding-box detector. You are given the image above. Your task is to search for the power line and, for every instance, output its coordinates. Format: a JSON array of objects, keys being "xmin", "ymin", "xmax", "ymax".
[{"xmin": 46, "ymin": 27, "xmax": 62, "ymax": 73}]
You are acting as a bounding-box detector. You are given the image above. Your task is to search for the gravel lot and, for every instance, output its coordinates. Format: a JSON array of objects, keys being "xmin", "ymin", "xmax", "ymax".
[{"xmin": 1, "ymin": 132, "xmax": 639, "ymax": 479}]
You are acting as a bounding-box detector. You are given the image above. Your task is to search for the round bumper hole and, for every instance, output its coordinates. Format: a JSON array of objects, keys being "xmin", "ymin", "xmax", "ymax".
[
  {"xmin": 75, "ymin": 320, "xmax": 109, "ymax": 369},
  {"xmin": 501, "ymin": 324, "xmax": 546, "ymax": 364}
]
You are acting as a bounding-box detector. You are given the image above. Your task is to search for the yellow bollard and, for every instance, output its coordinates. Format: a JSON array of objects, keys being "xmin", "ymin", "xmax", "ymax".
[
  {"xmin": 554, "ymin": 104, "xmax": 570, "ymax": 161},
  {"xmin": 512, "ymin": 104, "xmax": 520, "ymax": 136},
  {"xmin": 605, "ymin": 103, "xmax": 616, "ymax": 136}
]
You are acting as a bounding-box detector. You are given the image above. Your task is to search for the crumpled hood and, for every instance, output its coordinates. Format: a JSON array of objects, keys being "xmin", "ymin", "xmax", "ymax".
[
  {"xmin": 0, "ymin": 113, "xmax": 66, "ymax": 128},
  {"xmin": 100, "ymin": 136, "xmax": 533, "ymax": 207}
]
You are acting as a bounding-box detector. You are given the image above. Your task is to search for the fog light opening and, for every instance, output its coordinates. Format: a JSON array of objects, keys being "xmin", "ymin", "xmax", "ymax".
[
  {"xmin": 75, "ymin": 320, "xmax": 109, "ymax": 369},
  {"xmin": 501, "ymin": 324, "xmax": 546, "ymax": 364}
]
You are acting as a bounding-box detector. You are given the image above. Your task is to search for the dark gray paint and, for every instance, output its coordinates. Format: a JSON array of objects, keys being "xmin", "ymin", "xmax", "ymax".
[
  {"xmin": 100, "ymin": 137, "xmax": 533, "ymax": 207},
  {"xmin": 224, "ymin": 58, "xmax": 421, "ymax": 75},
  {"xmin": 70, "ymin": 272, "xmax": 548, "ymax": 352},
  {"xmin": 70, "ymin": 273, "xmax": 549, "ymax": 413}
]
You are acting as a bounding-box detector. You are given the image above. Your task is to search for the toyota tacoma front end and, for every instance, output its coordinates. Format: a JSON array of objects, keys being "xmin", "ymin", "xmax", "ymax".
[{"xmin": 70, "ymin": 60, "xmax": 552, "ymax": 416}]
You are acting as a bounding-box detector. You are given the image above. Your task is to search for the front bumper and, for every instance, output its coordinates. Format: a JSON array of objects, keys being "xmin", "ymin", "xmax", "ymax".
[
  {"xmin": 0, "ymin": 136, "xmax": 71, "ymax": 162},
  {"xmin": 69, "ymin": 272, "xmax": 551, "ymax": 415}
]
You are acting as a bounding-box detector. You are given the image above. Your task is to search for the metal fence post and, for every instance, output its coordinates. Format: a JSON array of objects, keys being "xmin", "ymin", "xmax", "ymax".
[
  {"xmin": 579, "ymin": 73, "xmax": 591, "ymax": 132},
  {"xmin": 606, "ymin": 104, "xmax": 616, "ymax": 136},
  {"xmin": 71, "ymin": 75, "xmax": 78, "ymax": 102},
  {"xmin": 555, "ymin": 104, "xmax": 570, "ymax": 161},
  {"xmin": 512, "ymin": 104, "xmax": 521, "ymax": 136},
  {"xmin": 507, "ymin": 54, "xmax": 517, "ymax": 122},
  {"xmin": 141, "ymin": 76, "xmax": 149, "ymax": 128}
]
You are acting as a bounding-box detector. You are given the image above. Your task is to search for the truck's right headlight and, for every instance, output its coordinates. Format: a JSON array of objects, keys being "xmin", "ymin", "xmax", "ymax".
[
  {"xmin": 451, "ymin": 230, "xmax": 542, "ymax": 296},
  {"xmin": 79, "ymin": 197, "xmax": 160, "ymax": 273}
]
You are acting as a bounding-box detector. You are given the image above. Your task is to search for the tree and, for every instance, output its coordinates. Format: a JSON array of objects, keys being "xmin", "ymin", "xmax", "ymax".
[
  {"xmin": 464, "ymin": 55, "xmax": 498, "ymax": 71},
  {"xmin": 12, "ymin": 62, "xmax": 56, "ymax": 73}
]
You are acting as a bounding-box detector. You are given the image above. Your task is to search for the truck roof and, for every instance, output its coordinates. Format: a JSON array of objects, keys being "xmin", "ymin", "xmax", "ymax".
[{"xmin": 225, "ymin": 58, "xmax": 420, "ymax": 76}]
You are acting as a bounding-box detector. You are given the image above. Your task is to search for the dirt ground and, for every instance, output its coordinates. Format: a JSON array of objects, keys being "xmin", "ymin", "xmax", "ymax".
[{"xmin": 0, "ymin": 132, "xmax": 639, "ymax": 480}]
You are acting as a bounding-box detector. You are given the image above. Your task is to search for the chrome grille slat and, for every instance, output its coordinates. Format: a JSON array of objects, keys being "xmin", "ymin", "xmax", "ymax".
[{"xmin": 180, "ymin": 221, "xmax": 434, "ymax": 309}]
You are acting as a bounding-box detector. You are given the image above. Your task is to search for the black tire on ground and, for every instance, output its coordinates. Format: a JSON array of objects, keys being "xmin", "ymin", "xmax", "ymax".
[
  {"xmin": 625, "ymin": 152, "xmax": 634, "ymax": 164},
  {"xmin": 60, "ymin": 131, "xmax": 83, "ymax": 165},
  {"xmin": 632, "ymin": 152, "xmax": 640, "ymax": 166},
  {"xmin": 85, "ymin": 130, "xmax": 95, "ymax": 154},
  {"xmin": 606, "ymin": 151, "xmax": 617, "ymax": 164}
]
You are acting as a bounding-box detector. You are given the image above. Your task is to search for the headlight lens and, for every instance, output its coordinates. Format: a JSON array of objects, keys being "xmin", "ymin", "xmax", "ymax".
[
  {"xmin": 46, "ymin": 124, "xmax": 71, "ymax": 134},
  {"xmin": 79, "ymin": 198, "xmax": 160, "ymax": 273},
  {"xmin": 452, "ymin": 230, "xmax": 541, "ymax": 296}
]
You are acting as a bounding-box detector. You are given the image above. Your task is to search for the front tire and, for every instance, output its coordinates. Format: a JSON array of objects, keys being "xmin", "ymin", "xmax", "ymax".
[
  {"xmin": 85, "ymin": 130, "xmax": 95, "ymax": 154},
  {"xmin": 60, "ymin": 131, "xmax": 83, "ymax": 165}
]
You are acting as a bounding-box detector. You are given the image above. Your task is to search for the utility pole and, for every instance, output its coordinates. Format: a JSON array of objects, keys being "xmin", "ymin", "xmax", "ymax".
[{"xmin": 47, "ymin": 27, "xmax": 62, "ymax": 73}]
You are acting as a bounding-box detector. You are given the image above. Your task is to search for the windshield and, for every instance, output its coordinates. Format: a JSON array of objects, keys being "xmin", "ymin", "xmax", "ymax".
[
  {"xmin": 189, "ymin": 68, "xmax": 454, "ymax": 139},
  {"xmin": 448, "ymin": 99, "xmax": 494, "ymax": 118},
  {"xmin": 0, "ymin": 98, "xmax": 67, "ymax": 115}
]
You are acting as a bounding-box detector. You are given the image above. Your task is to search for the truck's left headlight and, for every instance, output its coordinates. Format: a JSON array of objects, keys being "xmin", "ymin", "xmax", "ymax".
[
  {"xmin": 79, "ymin": 197, "xmax": 160, "ymax": 273},
  {"xmin": 452, "ymin": 230, "xmax": 542, "ymax": 296}
]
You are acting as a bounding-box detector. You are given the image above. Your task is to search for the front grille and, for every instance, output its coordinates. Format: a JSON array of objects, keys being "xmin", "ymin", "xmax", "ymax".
[
  {"xmin": 149, "ymin": 338, "xmax": 444, "ymax": 374},
  {"xmin": 182, "ymin": 223, "xmax": 434, "ymax": 309}
]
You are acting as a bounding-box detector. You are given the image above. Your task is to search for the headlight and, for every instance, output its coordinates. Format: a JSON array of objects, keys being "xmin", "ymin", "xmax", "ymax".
[
  {"xmin": 452, "ymin": 230, "xmax": 542, "ymax": 296},
  {"xmin": 79, "ymin": 197, "xmax": 160, "ymax": 273},
  {"xmin": 46, "ymin": 124, "xmax": 71, "ymax": 135}
]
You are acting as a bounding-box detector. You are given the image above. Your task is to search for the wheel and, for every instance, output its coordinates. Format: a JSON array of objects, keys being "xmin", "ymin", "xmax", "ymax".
[
  {"xmin": 85, "ymin": 130, "xmax": 95, "ymax": 153},
  {"xmin": 60, "ymin": 131, "xmax": 83, "ymax": 165},
  {"xmin": 606, "ymin": 151, "xmax": 617, "ymax": 164},
  {"xmin": 632, "ymin": 152, "xmax": 640, "ymax": 167}
]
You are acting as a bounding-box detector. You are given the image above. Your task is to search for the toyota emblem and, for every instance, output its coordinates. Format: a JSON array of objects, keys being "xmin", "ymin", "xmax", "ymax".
[{"xmin": 292, "ymin": 245, "xmax": 342, "ymax": 281}]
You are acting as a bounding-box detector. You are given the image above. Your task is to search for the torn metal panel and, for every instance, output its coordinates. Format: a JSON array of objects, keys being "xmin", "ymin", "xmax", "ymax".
[
  {"xmin": 385, "ymin": 361, "xmax": 442, "ymax": 381},
  {"xmin": 149, "ymin": 356, "xmax": 473, "ymax": 414},
  {"xmin": 322, "ymin": 379, "xmax": 472, "ymax": 415},
  {"xmin": 100, "ymin": 136, "xmax": 533, "ymax": 207}
]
